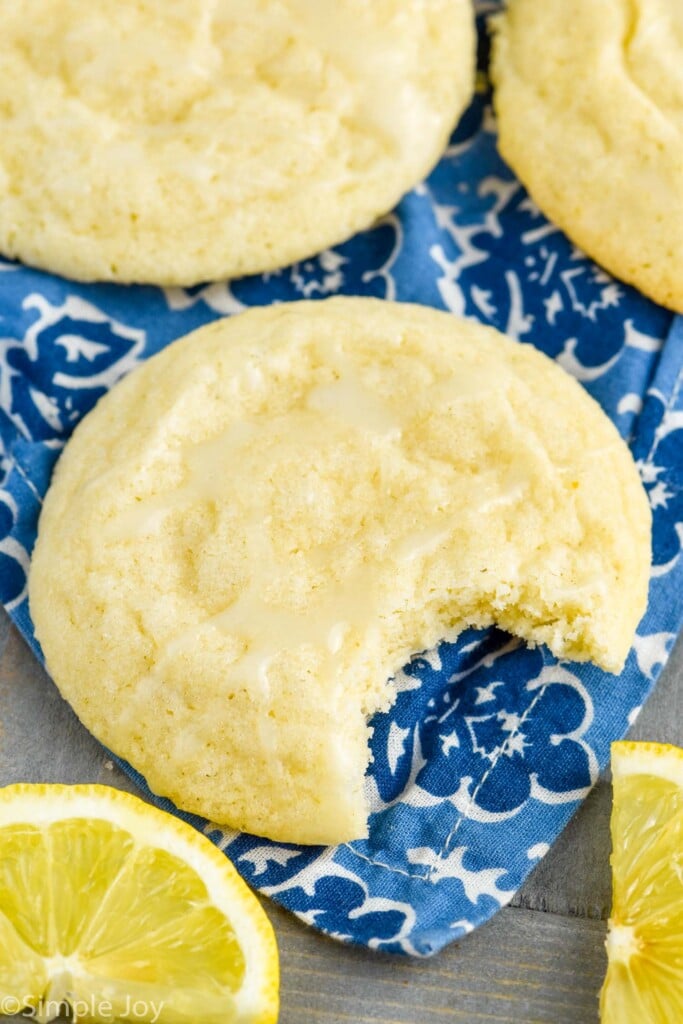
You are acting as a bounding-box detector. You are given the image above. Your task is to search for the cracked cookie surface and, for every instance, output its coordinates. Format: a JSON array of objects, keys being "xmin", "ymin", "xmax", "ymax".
[
  {"xmin": 0, "ymin": 0, "xmax": 474, "ymax": 285},
  {"xmin": 29, "ymin": 298, "xmax": 651, "ymax": 844}
]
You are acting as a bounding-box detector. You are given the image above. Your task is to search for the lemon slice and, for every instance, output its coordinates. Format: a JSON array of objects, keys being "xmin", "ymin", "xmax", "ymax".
[
  {"xmin": 601, "ymin": 741, "xmax": 683, "ymax": 1023},
  {"xmin": 0, "ymin": 784, "xmax": 278, "ymax": 1024}
]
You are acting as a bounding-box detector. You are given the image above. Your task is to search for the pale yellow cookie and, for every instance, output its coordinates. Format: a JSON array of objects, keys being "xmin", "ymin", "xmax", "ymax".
[
  {"xmin": 491, "ymin": 0, "xmax": 683, "ymax": 312},
  {"xmin": 0, "ymin": 0, "xmax": 475, "ymax": 286},
  {"xmin": 29, "ymin": 299, "xmax": 651, "ymax": 844}
]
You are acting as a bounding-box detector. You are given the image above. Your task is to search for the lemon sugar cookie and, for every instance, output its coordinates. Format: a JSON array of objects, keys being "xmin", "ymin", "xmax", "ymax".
[
  {"xmin": 0, "ymin": 0, "xmax": 475, "ymax": 285},
  {"xmin": 29, "ymin": 299, "xmax": 651, "ymax": 845},
  {"xmin": 491, "ymin": 0, "xmax": 683, "ymax": 312}
]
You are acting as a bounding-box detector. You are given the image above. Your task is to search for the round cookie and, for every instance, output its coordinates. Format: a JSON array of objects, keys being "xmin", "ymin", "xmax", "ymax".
[
  {"xmin": 0, "ymin": 0, "xmax": 475, "ymax": 286},
  {"xmin": 491, "ymin": 0, "xmax": 683, "ymax": 312},
  {"xmin": 29, "ymin": 298, "xmax": 651, "ymax": 845}
]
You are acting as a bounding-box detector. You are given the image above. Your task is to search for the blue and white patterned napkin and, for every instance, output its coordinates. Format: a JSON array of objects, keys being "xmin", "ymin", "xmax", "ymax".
[{"xmin": 1, "ymin": 8, "xmax": 682, "ymax": 956}]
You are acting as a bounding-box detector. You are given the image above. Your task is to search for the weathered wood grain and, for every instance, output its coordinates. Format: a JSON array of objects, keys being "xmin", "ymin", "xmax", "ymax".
[{"xmin": 271, "ymin": 902, "xmax": 607, "ymax": 1024}]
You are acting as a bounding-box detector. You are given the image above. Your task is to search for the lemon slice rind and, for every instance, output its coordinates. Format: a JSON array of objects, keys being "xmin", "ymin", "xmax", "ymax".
[{"xmin": 0, "ymin": 783, "xmax": 278, "ymax": 1024}]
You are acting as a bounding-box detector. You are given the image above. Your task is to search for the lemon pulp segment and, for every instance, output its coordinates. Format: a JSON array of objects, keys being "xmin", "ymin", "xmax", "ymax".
[
  {"xmin": 0, "ymin": 784, "xmax": 278, "ymax": 1024},
  {"xmin": 601, "ymin": 741, "xmax": 683, "ymax": 1023}
]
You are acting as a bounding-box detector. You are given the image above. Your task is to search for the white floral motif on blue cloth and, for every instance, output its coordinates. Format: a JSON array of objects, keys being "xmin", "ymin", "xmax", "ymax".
[{"xmin": 0, "ymin": 6, "xmax": 682, "ymax": 956}]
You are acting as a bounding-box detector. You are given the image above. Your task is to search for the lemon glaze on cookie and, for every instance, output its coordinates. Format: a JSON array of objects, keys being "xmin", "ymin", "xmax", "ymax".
[
  {"xmin": 491, "ymin": 0, "xmax": 683, "ymax": 312},
  {"xmin": 0, "ymin": 0, "xmax": 475, "ymax": 285},
  {"xmin": 29, "ymin": 299, "xmax": 651, "ymax": 845}
]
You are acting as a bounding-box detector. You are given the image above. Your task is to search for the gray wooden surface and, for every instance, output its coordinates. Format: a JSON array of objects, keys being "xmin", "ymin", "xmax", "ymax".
[{"xmin": 0, "ymin": 606, "xmax": 681, "ymax": 1023}]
